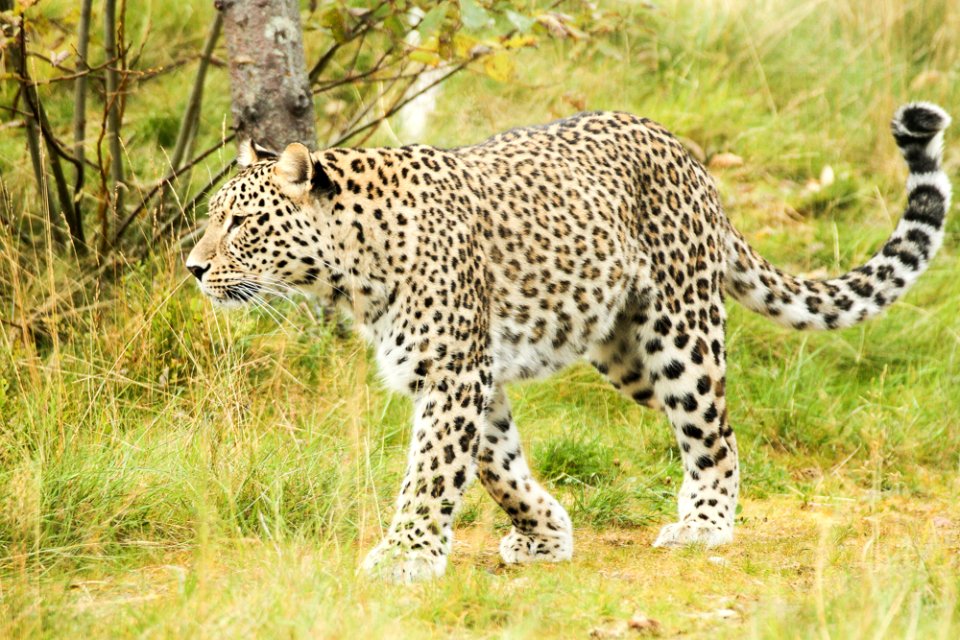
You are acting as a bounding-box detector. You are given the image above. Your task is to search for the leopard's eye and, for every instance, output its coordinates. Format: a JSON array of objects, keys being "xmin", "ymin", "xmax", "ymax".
[{"xmin": 226, "ymin": 215, "xmax": 248, "ymax": 232}]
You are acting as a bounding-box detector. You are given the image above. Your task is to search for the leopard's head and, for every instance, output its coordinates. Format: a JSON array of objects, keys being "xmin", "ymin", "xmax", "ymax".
[{"xmin": 185, "ymin": 141, "xmax": 337, "ymax": 307}]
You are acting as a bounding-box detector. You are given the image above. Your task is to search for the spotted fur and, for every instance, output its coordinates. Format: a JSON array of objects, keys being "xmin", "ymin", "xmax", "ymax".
[{"xmin": 186, "ymin": 104, "xmax": 951, "ymax": 582}]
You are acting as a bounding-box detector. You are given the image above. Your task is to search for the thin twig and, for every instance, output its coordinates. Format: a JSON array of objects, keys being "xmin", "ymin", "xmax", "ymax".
[
  {"xmin": 334, "ymin": 58, "xmax": 412, "ymax": 140},
  {"xmin": 5, "ymin": 56, "xmax": 116, "ymax": 86}
]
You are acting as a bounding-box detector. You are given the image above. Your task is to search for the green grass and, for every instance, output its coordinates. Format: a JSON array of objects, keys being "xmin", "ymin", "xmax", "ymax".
[{"xmin": 3, "ymin": 0, "xmax": 960, "ymax": 637}]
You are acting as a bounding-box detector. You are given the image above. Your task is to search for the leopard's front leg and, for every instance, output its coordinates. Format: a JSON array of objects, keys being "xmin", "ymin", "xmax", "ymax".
[{"xmin": 361, "ymin": 365, "xmax": 489, "ymax": 582}]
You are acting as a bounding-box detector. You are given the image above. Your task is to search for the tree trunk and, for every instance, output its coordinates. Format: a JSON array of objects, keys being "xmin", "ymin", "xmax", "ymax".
[
  {"xmin": 103, "ymin": 0, "xmax": 125, "ymax": 220},
  {"xmin": 73, "ymin": 0, "xmax": 92, "ymax": 185},
  {"xmin": 216, "ymin": 0, "xmax": 317, "ymax": 152}
]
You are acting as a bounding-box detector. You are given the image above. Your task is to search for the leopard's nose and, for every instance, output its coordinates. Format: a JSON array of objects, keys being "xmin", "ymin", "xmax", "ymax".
[{"xmin": 187, "ymin": 263, "xmax": 210, "ymax": 281}]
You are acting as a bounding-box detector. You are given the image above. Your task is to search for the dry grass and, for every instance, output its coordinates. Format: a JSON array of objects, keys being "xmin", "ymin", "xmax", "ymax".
[{"xmin": 4, "ymin": 492, "xmax": 957, "ymax": 638}]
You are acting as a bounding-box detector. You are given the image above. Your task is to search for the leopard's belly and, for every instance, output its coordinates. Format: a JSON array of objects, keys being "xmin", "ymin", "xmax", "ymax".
[{"xmin": 489, "ymin": 276, "xmax": 635, "ymax": 383}]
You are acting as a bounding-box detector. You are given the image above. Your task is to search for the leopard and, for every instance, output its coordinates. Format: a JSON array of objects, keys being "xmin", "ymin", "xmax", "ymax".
[{"xmin": 186, "ymin": 103, "xmax": 952, "ymax": 582}]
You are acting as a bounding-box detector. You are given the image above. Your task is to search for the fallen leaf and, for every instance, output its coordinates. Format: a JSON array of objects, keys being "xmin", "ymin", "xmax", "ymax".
[
  {"xmin": 562, "ymin": 92, "xmax": 587, "ymax": 111},
  {"xmin": 628, "ymin": 613, "xmax": 661, "ymax": 634},
  {"xmin": 708, "ymin": 152, "xmax": 744, "ymax": 169}
]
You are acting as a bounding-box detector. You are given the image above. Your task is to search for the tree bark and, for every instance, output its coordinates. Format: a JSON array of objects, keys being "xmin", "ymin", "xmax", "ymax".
[{"xmin": 216, "ymin": 0, "xmax": 318, "ymax": 152}]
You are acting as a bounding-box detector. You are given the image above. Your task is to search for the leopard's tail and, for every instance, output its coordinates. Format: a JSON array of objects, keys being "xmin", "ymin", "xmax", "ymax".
[{"xmin": 724, "ymin": 103, "xmax": 951, "ymax": 330}]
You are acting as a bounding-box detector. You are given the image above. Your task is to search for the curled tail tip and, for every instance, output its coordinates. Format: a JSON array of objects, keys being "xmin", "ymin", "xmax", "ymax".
[
  {"xmin": 893, "ymin": 102, "xmax": 952, "ymax": 138},
  {"xmin": 893, "ymin": 103, "xmax": 950, "ymax": 173}
]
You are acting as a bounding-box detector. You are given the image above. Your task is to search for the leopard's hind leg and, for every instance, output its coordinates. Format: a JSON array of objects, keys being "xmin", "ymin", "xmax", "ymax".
[{"xmin": 592, "ymin": 292, "xmax": 738, "ymax": 546}]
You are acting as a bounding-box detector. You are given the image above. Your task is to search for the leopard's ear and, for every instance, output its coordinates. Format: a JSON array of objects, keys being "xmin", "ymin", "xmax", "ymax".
[
  {"xmin": 275, "ymin": 142, "xmax": 313, "ymax": 185},
  {"xmin": 237, "ymin": 139, "xmax": 258, "ymax": 168},
  {"xmin": 310, "ymin": 157, "xmax": 333, "ymax": 195}
]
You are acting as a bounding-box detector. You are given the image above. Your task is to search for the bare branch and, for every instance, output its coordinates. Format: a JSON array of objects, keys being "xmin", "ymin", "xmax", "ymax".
[{"xmin": 312, "ymin": 43, "xmax": 401, "ymax": 95}]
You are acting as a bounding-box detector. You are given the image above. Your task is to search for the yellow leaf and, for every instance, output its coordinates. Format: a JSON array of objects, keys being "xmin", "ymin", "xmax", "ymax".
[
  {"xmin": 482, "ymin": 52, "xmax": 514, "ymax": 83},
  {"xmin": 409, "ymin": 50, "xmax": 442, "ymax": 67},
  {"xmin": 453, "ymin": 33, "xmax": 480, "ymax": 59},
  {"xmin": 503, "ymin": 34, "xmax": 538, "ymax": 50}
]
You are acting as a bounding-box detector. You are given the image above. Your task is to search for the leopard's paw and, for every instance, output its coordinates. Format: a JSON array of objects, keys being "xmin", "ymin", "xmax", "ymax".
[
  {"xmin": 499, "ymin": 527, "xmax": 573, "ymax": 564},
  {"xmin": 652, "ymin": 520, "xmax": 733, "ymax": 548},
  {"xmin": 361, "ymin": 541, "xmax": 447, "ymax": 583}
]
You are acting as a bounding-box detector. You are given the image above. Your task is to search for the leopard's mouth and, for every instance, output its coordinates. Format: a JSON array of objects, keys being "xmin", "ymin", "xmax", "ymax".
[
  {"xmin": 223, "ymin": 282, "xmax": 260, "ymax": 303},
  {"xmin": 201, "ymin": 281, "xmax": 262, "ymax": 309}
]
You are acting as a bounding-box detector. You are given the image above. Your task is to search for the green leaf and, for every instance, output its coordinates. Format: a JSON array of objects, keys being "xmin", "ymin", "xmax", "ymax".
[
  {"xmin": 417, "ymin": 3, "xmax": 448, "ymax": 40},
  {"xmin": 371, "ymin": 3, "xmax": 392, "ymax": 20},
  {"xmin": 384, "ymin": 15, "xmax": 407, "ymax": 39},
  {"xmin": 505, "ymin": 10, "xmax": 535, "ymax": 33},
  {"xmin": 460, "ymin": 0, "xmax": 491, "ymax": 31},
  {"xmin": 320, "ymin": 7, "xmax": 349, "ymax": 44},
  {"xmin": 409, "ymin": 49, "xmax": 442, "ymax": 67}
]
